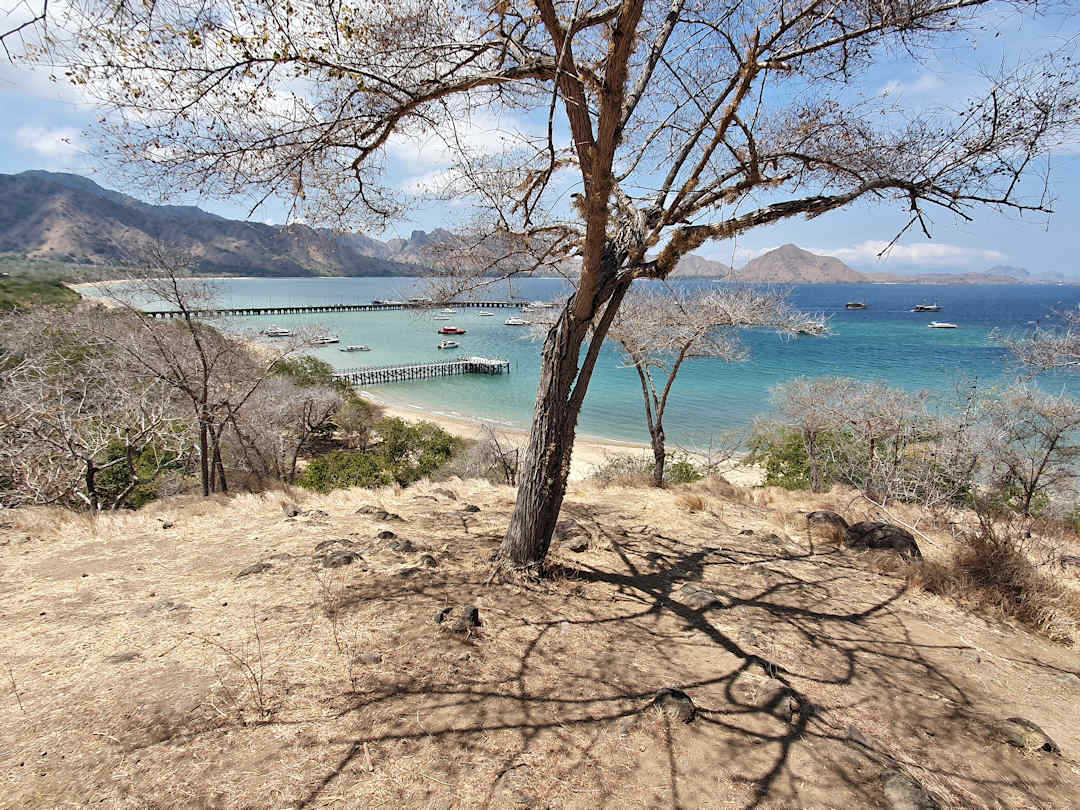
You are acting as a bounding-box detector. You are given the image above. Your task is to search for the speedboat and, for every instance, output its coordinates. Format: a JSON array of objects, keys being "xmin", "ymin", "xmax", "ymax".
[
  {"xmin": 530, "ymin": 301, "xmax": 553, "ymax": 308},
  {"xmin": 437, "ymin": 339, "xmax": 459, "ymax": 350},
  {"xmin": 339, "ymin": 345, "xmax": 370, "ymax": 352},
  {"xmin": 263, "ymin": 326, "xmax": 292, "ymax": 337},
  {"xmin": 928, "ymin": 321, "xmax": 957, "ymax": 329},
  {"xmin": 504, "ymin": 317, "xmax": 530, "ymax": 326},
  {"xmin": 441, "ymin": 308, "xmax": 458, "ymax": 314},
  {"xmin": 912, "ymin": 304, "xmax": 941, "ymax": 312},
  {"xmin": 845, "ymin": 302, "xmax": 866, "ymax": 310},
  {"xmin": 477, "ymin": 311, "xmax": 494, "ymax": 317},
  {"xmin": 433, "ymin": 315, "xmax": 451, "ymax": 321},
  {"xmin": 312, "ymin": 335, "xmax": 341, "ymax": 345},
  {"xmin": 439, "ymin": 326, "xmax": 467, "ymax": 335}
]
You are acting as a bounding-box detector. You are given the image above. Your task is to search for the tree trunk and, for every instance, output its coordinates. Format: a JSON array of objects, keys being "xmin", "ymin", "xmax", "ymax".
[
  {"xmin": 651, "ymin": 425, "xmax": 666, "ymax": 487},
  {"xmin": 806, "ymin": 431, "xmax": 821, "ymax": 493},
  {"xmin": 496, "ymin": 265, "xmax": 633, "ymax": 575},
  {"xmin": 198, "ymin": 413, "xmax": 210, "ymax": 497}
]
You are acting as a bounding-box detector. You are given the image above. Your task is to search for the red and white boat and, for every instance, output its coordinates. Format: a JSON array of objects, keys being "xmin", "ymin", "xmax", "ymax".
[{"xmin": 438, "ymin": 326, "xmax": 467, "ymax": 335}]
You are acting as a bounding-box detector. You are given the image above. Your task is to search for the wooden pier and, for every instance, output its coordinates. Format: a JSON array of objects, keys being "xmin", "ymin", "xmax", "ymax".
[
  {"xmin": 145, "ymin": 300, "xmax": 523, "ymax": 319},
  {"xmin": 332, "ymin": 357, "xmax": 511, "ymax": 386}
]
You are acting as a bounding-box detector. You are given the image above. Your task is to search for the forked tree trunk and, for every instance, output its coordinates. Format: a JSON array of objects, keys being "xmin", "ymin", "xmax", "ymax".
[{"xmin": 497, "ymin": 267, "xmax": 633, "ymax": 575}]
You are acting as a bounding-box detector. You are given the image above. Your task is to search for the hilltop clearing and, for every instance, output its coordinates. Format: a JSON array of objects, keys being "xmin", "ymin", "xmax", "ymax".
[{"xmin": 2, "ymin": 479, "xmax": 1078, "ymax": 808}]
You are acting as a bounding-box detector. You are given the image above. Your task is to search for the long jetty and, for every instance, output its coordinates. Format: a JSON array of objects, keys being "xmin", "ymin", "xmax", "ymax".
[
  {"xmin": 145, "ymin": 300, "xmax": 523, "ymax": 318},
  {"xmin": 332, "ymin": 356, "xmax": 511, "ymax": 386}
]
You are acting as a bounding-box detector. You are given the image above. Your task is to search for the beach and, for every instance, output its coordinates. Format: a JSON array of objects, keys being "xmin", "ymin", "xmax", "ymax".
[{"xmin": 365, "ymin": 390, "xmax": 765, "ymax": 486}]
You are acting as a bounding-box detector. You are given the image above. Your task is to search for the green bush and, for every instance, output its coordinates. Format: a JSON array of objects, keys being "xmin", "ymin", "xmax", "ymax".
[
  {"xmin": 95, "ymin": 440, "xmax": 181, "ymax": 509},
  {"xmin": 749, "ymin": 428, "xmax": 818, "ymax": 490},
  {"xmin": 665, "ymin": 453, "xmax": 703, "ymax": 485},
  {"xmin": 298, "ymin": 418, "xmax": 460, "ymax": 493},
  {"xmin": 275, "ymin": 355, "xmax": 352, "ymax": 395}
]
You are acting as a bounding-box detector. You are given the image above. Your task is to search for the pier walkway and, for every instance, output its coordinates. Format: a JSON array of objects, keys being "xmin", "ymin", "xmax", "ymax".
[
  {"xmin": 145, "ymin": 300, "xmax": 523, "ymax": 318},
  {"xmin": 332, "ymin": 357, "xmax": 511, "ymax": 386}
]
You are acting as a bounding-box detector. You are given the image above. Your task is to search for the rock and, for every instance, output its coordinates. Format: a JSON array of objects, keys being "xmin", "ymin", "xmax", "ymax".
[
  {"xmin": 844, "ymin": 521, "xmax": 922, "ymax": 559},
  {"xmin": 103, "ymin": 651, "xmax": 142, "ymax": 664},
  {"xmin": 462, "ymin": 504, "xmax": 481, "ymax": 513},
  {"xmin": 323, "ymin": 550, "xmax": 362, "ymax": 569},
  {"xmin": 282, "ymin": 501, "xmax": 303, "ymax": 517},
  {"xmin": 435, "ymin": 605, "xmax": 481, "ymax": 634},
  {"xmin": 305, "ymin": 509, "xmax": 330, "ymax": 520},
  {"xmin": 739, "ymin": 528, "xmax": 755, "ymax": 535},
  {"xmin": 235, "ymin": 562, "xmax": 272, "ymax": 579},
  {"xmin": 314, "ymin": 538, "xmax": 355, "ymax": 554},
  {"xmin": 376, "ymin": 530, "xmax": 397, "ymax": 540},
  {"xmin": 419, "ymin": 553, "xmax": 438, "ymax": 568},
  {"xmin": 806, "ymin": 510, "xmax": 849, "ymax": 545},
  {"xmin": 160, "ymin": 521, "xmax": 174, "ymax": 530},
  {"xmin": 565, "ymin": 535, "xmax": 590, "ymax": 553},
  {"xmin": 388, "ymin": 538, "xmax": 414, "ymax": 553},
  {"xmin": 412, "ymin": 495, "xmax": 438, "ymax": 502},
  {"xmin": 761, "ymin": 533, "xmax": 785, "ymax": 545},
  {"xmin": 452, "ymin": 606, "xmax": 481, "ymax": 633},
  {"xmin": 432, "ymin": 488, "xmax": 457, "ymax": 500},
  {"xmin": 616, "ymin": 714, "xmax": 639, "ymax": 735},
  {"xmin": 375, "ymin": 510, "xmax": 403, "ymax": 522},
  {"xmin": 675, "ymin": 582, "xmax": 723, "ymax": 610},
  {"xmin": 882, "ymin": 769, "xmax": 939, "ymax": 810},
  {"xmin": 354, "ymin": 653, "xmax": 382, "ymax": 665},
  {"xmin": 648, "ymin": 688, "xmax": 695, "ymax": 723},
  {"xmin": 356, "ymin": 505, "xmax": 379, "ymax": 514},
  {"xmin": 998, "ymin": 717, "xmax": 1060, "ymax": 753}
]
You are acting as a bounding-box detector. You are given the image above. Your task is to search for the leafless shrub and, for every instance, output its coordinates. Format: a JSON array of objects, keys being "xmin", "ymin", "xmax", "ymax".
[{"xmin": 435, "ymin": 424, "xmax": 523, "ymax": 486}]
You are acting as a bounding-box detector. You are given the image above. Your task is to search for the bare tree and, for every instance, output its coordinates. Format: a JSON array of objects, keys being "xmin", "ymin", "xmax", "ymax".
[
  {"xmin": 28, "ymin": 0, "xmax": 1079, "ymax": 573},
  {"xmin": 766, "ymin": 377, "xmax": 853, "ymax": 492},
  {"xmin": 996, "ymin": 310, "xmax": 1080, "ymax": 372},
  {"xmin": 610, "ymin": 286, "xmax": 822, "ymax": 486},
  {"xmin": 980, "ymin": 385, "xmax": 1080, "ymax": 516}
]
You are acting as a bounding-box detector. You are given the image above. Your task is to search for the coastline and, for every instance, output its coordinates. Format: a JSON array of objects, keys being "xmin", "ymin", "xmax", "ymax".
[{"xmin": 362, "ymin": 389, "xmax": 765, "ymax": 486}]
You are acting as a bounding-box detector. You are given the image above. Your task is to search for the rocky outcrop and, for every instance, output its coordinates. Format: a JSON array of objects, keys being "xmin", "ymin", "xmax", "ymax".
[{"xmin": 844, "ymin": 521, "xmax": 922, "ymax": 559}]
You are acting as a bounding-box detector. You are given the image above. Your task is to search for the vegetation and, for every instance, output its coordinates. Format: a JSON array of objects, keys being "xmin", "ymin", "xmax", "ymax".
[
  {"xmin": 298, "ymin": 418, "xmax": 459, "ymax": 493},
  {"xmin": 0, "ymin": 252, "xmax": 129, "ymax": 282},
  {"xmin": 0, "ymin": 276, "xmax": 81, "ymax": 311},
  {"xmin": 590, "ymin": 450, "xmax": 704, "ymax": 488}
]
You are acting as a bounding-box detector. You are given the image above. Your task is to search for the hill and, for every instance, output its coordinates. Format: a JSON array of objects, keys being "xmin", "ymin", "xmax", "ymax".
[
  {"xmin": 672, "ymin": 253, "xmax": 733, "ymax": 277},
  {"xmin": 2, "ymin": 475, "xmax": 1077, "ymax": 808},
  {"xmin": 0, "ymin": 171, "xmax": 430, "ymax": 277},
  {"xmin": 734, "ymin": 244, "xmax": 868, "ymax": 283}
]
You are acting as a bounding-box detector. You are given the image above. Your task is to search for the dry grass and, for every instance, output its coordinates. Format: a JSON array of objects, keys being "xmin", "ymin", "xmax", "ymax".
[
  {"xmin": 674, "ymin": 492, "xmax": 707, "ymax": 513},
  {"xmin": 906, "ymin": 523, "xmax": 1080, "ymax": 645}
]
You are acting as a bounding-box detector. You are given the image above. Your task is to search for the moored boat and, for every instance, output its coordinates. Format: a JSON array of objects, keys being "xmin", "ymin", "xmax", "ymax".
[
  {"xmin": 845, "ymin": 302, "xmax": 866, "ymax": 310},
  {"xmin": 477, "ymin": 311, "xmax": 494, "ymax": 317},
  {"xmin": 339, "ymin": 345, "xmax": 370, "ymax": 352},
  {"xmin": 263, "ymin": 326, "xmax": 292, "ymax": 337},
  {"xmin": 436, "ymin": 339, "xmax": 459, "ymax": 350},
  {"xmin": 504, "ymin": 317, "xmax": 530, "ymax": 326},
  {"xmin": 912, "ymin": 304, "xmax": 942, "ymax": 312},
  {"xmin": 928, "ymin": 321, "xmax": 957, "ymax": 329},
  {"xmin": 312, "ymin": 335, "xmax": 341, "ymax": 344},
  {"xmin": 439, "ymin": 326, "xmax": 467, "ymax": 335}
]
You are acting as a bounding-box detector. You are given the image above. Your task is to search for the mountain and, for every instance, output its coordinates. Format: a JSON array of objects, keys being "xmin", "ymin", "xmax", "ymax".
[
  {"xmin": 734, "ymin": 244, "xmax": 867, "ymax": 283},
  {"xmin": 672, "ymin": 254, "xmax": 732, "ymax": 277},
  {"xmin": 0, "ymin": 170, "xmax": 428, "ymax": 277},
  {"xmin": 987, "ymin": 264, "xmax": 1030, "ymax": 279}
]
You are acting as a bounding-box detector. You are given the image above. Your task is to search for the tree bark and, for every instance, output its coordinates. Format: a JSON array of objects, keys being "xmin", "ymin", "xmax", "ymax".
[
  {"xmin": 496, "ymin": 259, "xmax": 633, "ymax": 575},
  {"xmin": 651, "ymin": 426, "xmax": 666, "ymax": 487}
]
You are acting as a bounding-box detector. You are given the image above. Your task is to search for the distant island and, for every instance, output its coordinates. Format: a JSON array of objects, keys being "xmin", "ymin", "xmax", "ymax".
[{"xmin": 0, "ymin": 170, "xmax": 1068, "ymax": 284}]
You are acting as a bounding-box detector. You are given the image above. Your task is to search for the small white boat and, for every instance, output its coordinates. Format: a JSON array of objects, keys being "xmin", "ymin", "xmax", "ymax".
[
  {"xmin": 477, "ymin": 311, "xmax": 494, "ymax": 317},
  {"xmin": 312, "ymin": 335, "xmax": 341, "ymax": 345},
  {"xmin": 912, "ymin": 304, "xmax": 941, "ymax": 312},
  {"xmin": 263, "ymin": 326, "xmax": 292, "ymax": 337},
  {"xmin": 433, "ymin": 315, "xmax": 451, "ymax": 321},
  {"xmin": 437, "ymin": 339, "xmax": 459, "ymax": 350},
  {"xmin": 928, "ymin": 321, "xmax": 957, "ymax": 329},
  {"xmin": 339, "ymin": 345, "xmax": 370, "ymax": 352},
  {"xmin": 440, "ymin": 308, "xmax": 457, "ymax": 314},
  {"xmin": 504, "ymin": 317, "xmax": 530, "ymax": 326},
  {"xmin": 529, "ymin": 300, "xmax": 553, "ymax": 308}
]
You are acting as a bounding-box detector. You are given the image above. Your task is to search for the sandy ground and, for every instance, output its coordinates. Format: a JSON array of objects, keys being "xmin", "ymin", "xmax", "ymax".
[{"xmin": 366, "ymin": 391, "xmax": 765, "ymax": 487}]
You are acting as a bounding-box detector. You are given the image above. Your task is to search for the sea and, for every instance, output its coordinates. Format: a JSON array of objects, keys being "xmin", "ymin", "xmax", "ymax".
[{"xmin": 146, "ymin": 277, "xmax": 1080, "ymax": 449}]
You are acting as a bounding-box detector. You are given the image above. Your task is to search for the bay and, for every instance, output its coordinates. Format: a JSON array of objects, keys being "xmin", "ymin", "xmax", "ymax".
[{"xmin": 179, "ymin": 276, "xmax": 1080, "ymax": 448}]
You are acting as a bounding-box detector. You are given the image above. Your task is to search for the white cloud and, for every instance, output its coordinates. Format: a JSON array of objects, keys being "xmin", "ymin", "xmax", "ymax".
[
  {"xmin": 879, "ymin": 73, "xmax": 946, "ymax": 98},
  {"xmin": 12, "ymin": 124, "xmax": 83, "ymax": 162},
  {"xmin": 822, "ymin": 240, "xmax": 1007, "ymax": 268}
]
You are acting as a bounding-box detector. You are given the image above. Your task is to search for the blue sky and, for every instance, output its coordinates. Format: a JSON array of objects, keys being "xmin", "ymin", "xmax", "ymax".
[{"xmin": 0, "ymin": 4, "xmax": 1077, "ymax": 277}]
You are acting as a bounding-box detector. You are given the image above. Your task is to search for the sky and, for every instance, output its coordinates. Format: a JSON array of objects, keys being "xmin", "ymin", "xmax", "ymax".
[{"xmin": 0, "ymin": 3, "xmax": 1077, "ymax": 278}]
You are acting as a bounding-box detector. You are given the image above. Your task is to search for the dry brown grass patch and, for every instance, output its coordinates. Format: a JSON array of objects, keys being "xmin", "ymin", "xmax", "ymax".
[
  {"xmin": 906, "ymin": 523, "xmax": 1080, "ymax": 645},
  {"xmin": 674, "ymin": 493, "xmax": 707, "ymax": 513}
]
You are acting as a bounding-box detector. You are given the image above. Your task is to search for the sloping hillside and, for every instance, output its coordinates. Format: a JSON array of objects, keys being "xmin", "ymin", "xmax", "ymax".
[
  {"xmin": 734, "ymin": 244, "xmax": 868, "ymax": 283},
  {"xmin": 2, "ymin": 478, "xmax": 1077, "ymax": 809}
]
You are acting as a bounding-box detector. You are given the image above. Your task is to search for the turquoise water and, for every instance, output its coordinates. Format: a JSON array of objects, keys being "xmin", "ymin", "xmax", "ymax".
[{"xmin": 186, "ymin": 277, "xmax": 1080, "ymax": 448}]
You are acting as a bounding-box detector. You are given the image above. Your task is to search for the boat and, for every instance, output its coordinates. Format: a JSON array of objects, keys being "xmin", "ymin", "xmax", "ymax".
[
  {"xmin": 440, "ymin": 308, "xmax": 458, "ymax": 314},
  {"xmin": 477, "ymin": 311, "xmax": 495, "ymax": 317},
  {"xmin": 262, "ymin": 326, "xmax": 292, "ymax": 337},
  {"xmin": 912, "ymin": 304, "xmax": 941, "ymax": 312},
  {"xmin": 529, "ymin": 300, "xmax": 553, "ymax": 308},
  {"xmin": 928, "ymin": 321, "xmax": 957, "ymax": 329},
  {"xmin": 504, "ymin": 317, "xmax": 530, "ymax": 326},
  {"xmin": 845, "ymin": 302, "xmax": 867, "ymax": 310},
  {"xmin": 370, "ymin": 299, "xmax": 384, "ymax": 305},
  {"xmin": 436, "ymin": 339, "xmax": 459, "ymax": 350},
  {"xmin": 408, "ymin": 296, "xmax": 432, "ymax": 304},
  {"xmin": 312, "ymin": 335, "xmax": 341, "ymax": 345},
  {"xmin": 433, "ymin": 315, "xmax": 451, "ymax": 321},
  {"xmin": 339, "ymin": 345, "xmax": 370, "ymax": 352},
  {"xmin": 439, "ymin": 326, "xmax": 467, "ymax": 335}
]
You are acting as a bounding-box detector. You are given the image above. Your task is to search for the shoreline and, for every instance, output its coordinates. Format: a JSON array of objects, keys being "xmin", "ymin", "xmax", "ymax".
[{"xmin": 362, "ymin": 389, "xmax": 765, "ymax": 487}]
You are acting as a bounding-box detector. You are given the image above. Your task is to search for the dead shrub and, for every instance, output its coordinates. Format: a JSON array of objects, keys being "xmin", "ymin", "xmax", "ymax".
[
  {"xmin": 676, "ymin": 493, "xmax": 707, "ymax": 513},
  {"xmin": 906, "ymin": 515, "xmax": 1080, "ymax": 645}
]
